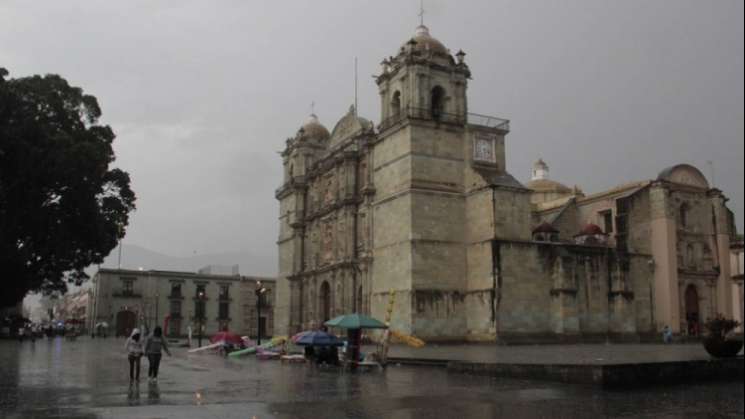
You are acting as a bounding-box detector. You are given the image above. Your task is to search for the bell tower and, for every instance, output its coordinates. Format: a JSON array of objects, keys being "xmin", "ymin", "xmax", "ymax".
[
  {"xmin": 376, "ymin": 25, "xmax": 470, "ymax": 128},
  {"xmin": 275, "ymin": 114, "xmax": 330, "ymax": 335},
  {"xmin": 370, "ymin": 24, "xmax": 474, "ymax": 339}
]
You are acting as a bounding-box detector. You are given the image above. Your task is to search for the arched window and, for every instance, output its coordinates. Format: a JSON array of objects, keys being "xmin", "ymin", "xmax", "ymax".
[
  {"xmin": 391, "ymin": 91, "xmax": 401, "ymax": 117},
  {"xmin": 320, "ymin": 281, "xmax": 331, "ymax": 322},
  {"xmin": 431, "ymin": 86, "xmax": 445, "ymax": 120},
  {"xmin": 680, "ymin": 203, "xmax": 689, "ymax": 228}
]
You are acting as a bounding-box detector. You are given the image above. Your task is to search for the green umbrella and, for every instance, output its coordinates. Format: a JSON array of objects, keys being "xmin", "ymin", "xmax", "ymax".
[{"xmin": 324, "ymin": 313, "xmax": 388, "ymax": 329}]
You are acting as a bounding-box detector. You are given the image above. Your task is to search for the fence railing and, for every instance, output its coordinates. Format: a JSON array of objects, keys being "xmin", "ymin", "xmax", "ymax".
[
  {"xmin": 379, "ymin": 106, "xmax": 509, "ymax": 132},
  {"xmin": 467, "ymin": 113, "xmax": 510, "ymax": 131},
  {"xmin": 378, "ymin": 106, "xmax": 464, "ymax": 131}
]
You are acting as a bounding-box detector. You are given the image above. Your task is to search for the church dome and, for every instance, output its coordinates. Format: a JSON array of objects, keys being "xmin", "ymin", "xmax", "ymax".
[
  {"xmin": 298, "ymin": 114, "xmax": 330, "ymax": 141},
  {"xmin": 527, "ymin": 158, "xmax": 571, "ymax": 194},
  {"xmin": 403, "ymin": 25, "xmax": 449, "ymax": 56},
  {"xmin": 526, "ymin": 178, "xmax": 572, "ymax": 194}
]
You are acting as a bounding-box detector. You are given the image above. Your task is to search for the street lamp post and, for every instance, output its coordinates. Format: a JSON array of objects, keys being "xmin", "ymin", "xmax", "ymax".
[
  {"xmin": 255, "ymin": 281, "xmax": 267, "ymax": 345},
  {"xmin": 197, "ymin": 291, "xmax": 205, "ymax": 347},
  {"xmin": 154, "ymin": 293, "xmax": 159, "ymax": 331}
]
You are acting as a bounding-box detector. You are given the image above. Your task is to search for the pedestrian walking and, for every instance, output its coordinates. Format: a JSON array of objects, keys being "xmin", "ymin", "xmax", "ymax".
[
  {"xmin": 662, "ymin": 325, "xmax": 673, "ymax": 344},
  {"xmin": 124, "ymin": 328, "xmax": 144, "ymax": 383},
  {"xmin": 143, "ymin": 326, "xmax": 171, "ymax": 383}
]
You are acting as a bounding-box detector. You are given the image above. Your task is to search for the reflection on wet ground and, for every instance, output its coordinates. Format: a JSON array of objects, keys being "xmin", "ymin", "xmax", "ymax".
[
  {"xmin": 379, "ymin": 341, "xmax": 739, "ymax": 364},
  {"xmin": 0, "ymin": 337, "xmax": 742, "ymax": 418}
]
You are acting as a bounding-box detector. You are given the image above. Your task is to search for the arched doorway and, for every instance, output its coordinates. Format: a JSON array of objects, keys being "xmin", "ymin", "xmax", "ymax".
[
  {"xmin": 391, "ymin": 91, "xmax": 401, "ymax": 117},
  {"xmin": 684, "ymin": 285, "xmax": 700, "ymax": 336},
  {"xmin": 320, "ymin": 281, "xmax": 331, "ymax": 322},
  {"xmin": 431, "ymin": 86, "xmax": 445, "ymax": 120},
  {"xmin": 116, "ymin": 310, "xmax": 136, "ymax": 337}
]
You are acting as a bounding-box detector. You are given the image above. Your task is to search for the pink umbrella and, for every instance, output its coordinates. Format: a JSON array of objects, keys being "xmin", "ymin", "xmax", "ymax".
[
  {"xmin": 291, "ymin": 331, "xmax": 312, "ymax": 343},
  {"xmin": 210, "ymin": 331, "xmax": 245, "ymax": 346}
]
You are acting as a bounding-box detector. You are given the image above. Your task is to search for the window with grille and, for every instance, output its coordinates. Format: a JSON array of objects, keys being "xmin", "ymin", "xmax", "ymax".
[
  {"xmin": 218, "ymin": 302, "xmax": 229, "ymax": 320},
  {"xmin": 170, "ymin": 283, "xmax": 182, "ymax": 298},
  {"xmin": 219, "ymin": 284, "xmax": 230, "ymax": 300},
  {"xmin": 170, "ymin": 300, "xmax": 182, "ymax": 317},
  {"xmin": 121, "ymin": 278, "xmax": 135, "ymax": 296}
]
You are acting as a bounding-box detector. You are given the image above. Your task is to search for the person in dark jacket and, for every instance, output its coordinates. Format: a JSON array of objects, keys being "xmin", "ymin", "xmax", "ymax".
[{"xmin": 143, "ymin": 326, "xmax": 171, "ymax": 382}]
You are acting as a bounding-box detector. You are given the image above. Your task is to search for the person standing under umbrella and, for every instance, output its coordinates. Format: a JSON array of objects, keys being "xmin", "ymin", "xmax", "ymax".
[{"xmin": 144, "ymin": 326, "xmax": 171, "ymax": 383}]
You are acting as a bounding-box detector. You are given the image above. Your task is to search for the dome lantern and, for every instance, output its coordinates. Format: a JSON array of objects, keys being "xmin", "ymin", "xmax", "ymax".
[{"xmin": 297, "ymin": 113, "xmax": 330, "ymax": 142}]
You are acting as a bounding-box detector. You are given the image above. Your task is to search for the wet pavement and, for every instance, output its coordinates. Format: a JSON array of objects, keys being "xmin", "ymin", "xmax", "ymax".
[
  {"xmin": 0, "ymin": 337, "xmax": 743, "ymax": 419},
  {"xmin": 380, "ymin": 342, "xmax": 737, "ymax": 364}
]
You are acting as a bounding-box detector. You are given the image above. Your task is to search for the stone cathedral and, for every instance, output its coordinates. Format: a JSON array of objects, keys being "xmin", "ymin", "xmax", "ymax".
[{"xmin": 274, "ymin": 24, "xmax": 739, "ymax": 342}]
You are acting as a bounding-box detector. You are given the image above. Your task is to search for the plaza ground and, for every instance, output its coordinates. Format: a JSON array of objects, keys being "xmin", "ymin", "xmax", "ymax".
[
  {"xmin": 0, "ymin": 337, "xmax": 742, "ymax": 419},
  {"xmin": 381, "ymin": 341, "xmax": 736, "ymax": 364}
]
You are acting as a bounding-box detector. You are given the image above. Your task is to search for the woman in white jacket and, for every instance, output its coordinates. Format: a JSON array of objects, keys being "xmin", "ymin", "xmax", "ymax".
[{"xmin": 124, "ymin": 328, "xmax": 144, "ymax": 383}]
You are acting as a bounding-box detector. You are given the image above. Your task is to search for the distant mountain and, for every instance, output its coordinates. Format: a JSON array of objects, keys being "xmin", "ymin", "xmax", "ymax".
[{"xmin": 94, "ymin": 243, "xmax": 277, "ymax": 277}]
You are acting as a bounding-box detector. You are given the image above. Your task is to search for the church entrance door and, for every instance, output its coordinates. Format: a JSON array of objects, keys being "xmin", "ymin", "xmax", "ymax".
[
  {"xmin": 684, "ymin": 285, "xmax": 700, "ymax": 336},
  {"xmin": 320, "ymin": 281, "xmax": 331, "ymax": 322},
  {"xmin": 116, "ymin": 310, "xmax": 136, "ymax": 337},
  {"xmin": 169, "ymin": 318, "xmax": 181, "ymax": 337}
]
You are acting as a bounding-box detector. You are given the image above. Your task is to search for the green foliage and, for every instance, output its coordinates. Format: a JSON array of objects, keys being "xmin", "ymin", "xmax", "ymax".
[
  {"xmin": 0, "ymin": 68, "xmax": 136, "ymax": 306},
  {"xmin": 704, "ymin": 313, "xmax": 740, "ymax": 340}
]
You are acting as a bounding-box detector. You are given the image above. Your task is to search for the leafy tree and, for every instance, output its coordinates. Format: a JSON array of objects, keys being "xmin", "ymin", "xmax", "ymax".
[{"xmin": 0, "ymin": 68, "xmax": 135, "ymax": 307}]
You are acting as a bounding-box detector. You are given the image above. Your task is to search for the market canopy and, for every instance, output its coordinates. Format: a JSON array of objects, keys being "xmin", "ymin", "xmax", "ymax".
[{"xmin": 324, "ymin": 314, "xmax": 387, "ymax": 329}]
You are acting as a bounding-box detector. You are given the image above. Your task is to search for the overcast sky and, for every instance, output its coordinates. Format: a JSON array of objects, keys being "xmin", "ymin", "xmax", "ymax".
[{"xmin": 2, "ymin": 0, "xmax": 743, "ymax": 276}]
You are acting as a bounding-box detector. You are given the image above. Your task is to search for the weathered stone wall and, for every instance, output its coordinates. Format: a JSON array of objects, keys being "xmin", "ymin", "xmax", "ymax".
[
  {"xmin": 373, "ymin": 127, "xmax": 412, "ymax": 198},
  {"xmin": 369, "ymin": 120, "xmax": 412, "ymax": 333},
  {"xmin": 571, "ymin": 251, "xmax": 611, "ymax": 334},
  {"xmin": 465, "ymin": 240, "xmax": 496, "ymax": 340},
  {"xmin": 411, "ymin": 289, "xmax": 467, "ymax": 340},
  {"xmin": 629, "ymin": 254, "xmax": 655, "ymax": 334},
  {"xmin": 407, "ymin": 122, "xmax": 469, "ymax": 339},
  {"xmin": 625, "ymin": 190, "xmax": 652, "ymax": 254},
  {"xmin": 496, "ymin": 242, "xmax": 552, "ymax": 337},
  {"xmin": 493, "ymin": 188, "xmax": 532, "ymax": 241},
  {"xmin": 477, "ymin": 241, "xmax": 654, "ymax": 342}
]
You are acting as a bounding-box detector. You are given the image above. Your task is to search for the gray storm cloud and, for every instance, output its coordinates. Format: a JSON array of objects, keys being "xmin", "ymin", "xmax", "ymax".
[{"xmin": 1, "ymin": 0, "xmax": 742, "ymax": 277}]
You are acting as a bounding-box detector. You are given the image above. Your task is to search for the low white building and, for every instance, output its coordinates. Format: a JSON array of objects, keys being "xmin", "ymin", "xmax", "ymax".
[{"xmin": 90, "ymin": 268, "xmax": 275, "ymax": 338}]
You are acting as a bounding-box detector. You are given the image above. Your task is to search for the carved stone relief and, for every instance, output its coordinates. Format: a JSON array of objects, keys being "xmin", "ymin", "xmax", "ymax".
[
  {"xmin": 322, "ymin": 220, "xmax": 334, "ymax": 263},
  {"xmin": 324, "ymin": 175, "xmax": 335, "ymax": 205}
]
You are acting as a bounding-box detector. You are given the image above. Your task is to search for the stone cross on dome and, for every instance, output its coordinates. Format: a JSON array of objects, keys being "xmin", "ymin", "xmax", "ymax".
[{"xmin": 419, "ymin": 0, "xmax": 425, "ymax": 26}]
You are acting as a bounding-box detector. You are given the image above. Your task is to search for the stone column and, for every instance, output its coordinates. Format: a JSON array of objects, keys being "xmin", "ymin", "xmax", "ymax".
[
  {"xmin": 649, "ymin": 185, "xmax": 679, "ymax": 332},
  {"xmin": 711, "ymin": 194, "xmax": 734, "ymax": 318},
  {"xmin": 550, "ymin": 256, "xmax": 579, "ymax": 335},
  {"xmin": 609, "ymin": 263, "xmax": 636, "ymax": 334}
]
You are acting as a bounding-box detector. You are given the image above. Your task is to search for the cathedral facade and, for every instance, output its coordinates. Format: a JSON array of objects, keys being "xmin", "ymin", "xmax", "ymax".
[{"xmin": 274, "ymin": 25, "xmax": 738, "ymax": 342}]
